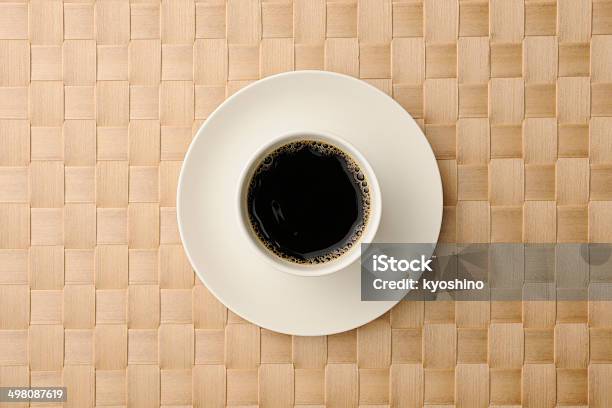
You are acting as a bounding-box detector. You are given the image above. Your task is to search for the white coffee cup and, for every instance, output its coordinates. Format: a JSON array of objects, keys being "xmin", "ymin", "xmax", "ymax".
[{"xmin": 237, "ymin": 130, "xmax": 382, "ymax": 277}]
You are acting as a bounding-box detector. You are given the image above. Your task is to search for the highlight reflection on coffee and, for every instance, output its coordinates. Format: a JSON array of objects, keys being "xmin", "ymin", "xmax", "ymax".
[{"xmin": 247, "ymin": 140, "xmax": 370, "ymax": 264}]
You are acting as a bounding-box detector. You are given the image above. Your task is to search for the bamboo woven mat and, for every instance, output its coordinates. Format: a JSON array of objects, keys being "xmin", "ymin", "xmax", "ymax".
[{"xmin": 0, "ymin": 0, "xmax": 612, "ymax": 406}]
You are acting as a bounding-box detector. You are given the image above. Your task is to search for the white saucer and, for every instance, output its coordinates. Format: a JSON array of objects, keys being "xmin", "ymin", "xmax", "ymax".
[{"xmin": 177, "ymin": 71, "xmax": 442, "ymax": 336}]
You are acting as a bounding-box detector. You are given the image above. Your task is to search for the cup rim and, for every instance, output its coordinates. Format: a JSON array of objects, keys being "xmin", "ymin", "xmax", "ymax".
[{"xmin": 236, "ymin": 130, "xmax": 382, "ymax": 277}]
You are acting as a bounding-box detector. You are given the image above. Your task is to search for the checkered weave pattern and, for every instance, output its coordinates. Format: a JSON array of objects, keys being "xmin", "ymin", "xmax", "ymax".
[{"xmin": 0, "ymin": 0, "xmax": 612, "ymax": 406}]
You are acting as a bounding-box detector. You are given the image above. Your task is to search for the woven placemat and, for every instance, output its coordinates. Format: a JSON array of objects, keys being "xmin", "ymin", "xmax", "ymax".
[{"xmin": 1, "ymin": 0, "xmax": 612, "ymax": 406}]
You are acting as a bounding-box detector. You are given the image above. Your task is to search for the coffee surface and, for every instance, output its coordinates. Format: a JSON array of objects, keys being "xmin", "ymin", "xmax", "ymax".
[{"xmin": 247, "ymin": 140, "xmax": 370, "ymax": 264}]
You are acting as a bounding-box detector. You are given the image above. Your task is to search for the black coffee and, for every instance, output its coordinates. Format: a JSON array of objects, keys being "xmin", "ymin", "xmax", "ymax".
[{"xmin": 246, "ymin": 140, "xmax": 370, "ymax": 264}]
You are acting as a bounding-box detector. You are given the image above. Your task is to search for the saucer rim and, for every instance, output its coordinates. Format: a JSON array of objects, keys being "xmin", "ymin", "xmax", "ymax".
[{"xmin": 177, "ymin": 70, "xmax": 443, "ymax": 336}]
